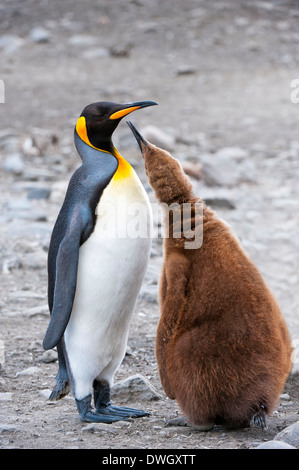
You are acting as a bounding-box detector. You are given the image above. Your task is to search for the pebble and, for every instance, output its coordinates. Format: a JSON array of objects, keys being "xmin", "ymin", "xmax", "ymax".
[
  {"xmin": 39, "ymin": 389, "xmax": 52, "ymax": 399},
  {"xmin": 29, "ymin": 27, "xmax": 50, "ymax": 43},
  {"xmin": 16, "ymin": 366, "xmax": 40, "ymax": 377},
  {"xmin": 110, "ymin": 43, "xmax": 132, "ymax": 58},
  {"xmin": 204, "ymin": 197, "xmax": 235, "ymax": 210},
  {"xmin": 255, "ymin": 440, "xmax": 296, "ymax": 449},
  {"xmin": 274, "ymin": 420, "xmax": 299, "ymax": 448},
  {"xmin": 0, "ymin": 392, "xmax": 12, "ymax": 401},
  {"xmin": 0, "ymin": 424, "xmax": 21, "ymax": 433},
  {"xmin": 40, "ymin": 350, "xmax": 57, "ymax": 363},
  {"xmin": 111, "ymin": 374, "xmax": 162, "ymax": 403},
  {"xmin": 22, "ymin": 305, "xmax": 49, "ymax": 317},
  {"xmin": 82, "ymin": 48, "xmax": 109, "ymax": 60},
  {"xmin": 215, "ymin": 147, "xmax": 249, "ymax": 162},
  {"xmin": 81, "ymin": 423, "xmax": 118, "ymax": 434},
  {"xmin": 27, "ymin": 188, "xmax": 51, "ymax": 200},
  {"xmin": 20, "ymin": 250, "xmax": 47, "ymax": 270},
  {"xmin": 68, "ymin": 35, "xmax": 98, "ymax": 46},
  {"xmin": 280, "ymin": 393, "xmax": 291, "ymax": 401},
  {"xmin": 0, "ymin": 34, "xmax": 24, "ymax": 55},
  {"xmin": 2, "ymin": 154, "xmax": 25, "ymax": 175},
  {"xmin": 175, "ymin": 65, "xmax": 198, "ymax": 76}
]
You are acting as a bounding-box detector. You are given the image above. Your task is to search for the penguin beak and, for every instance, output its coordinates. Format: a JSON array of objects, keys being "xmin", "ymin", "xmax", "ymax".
[
  {"xmin": 109, "ymin": 100, "xmax": 157, "ymax": 121},
  {"xmin": 127, "ymin": 121, "xmax": 148, "ymax": 152}
]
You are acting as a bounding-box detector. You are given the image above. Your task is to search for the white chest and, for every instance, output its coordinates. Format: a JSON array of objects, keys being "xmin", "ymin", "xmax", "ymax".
[{"xmin": 66, "ymin": 169, "xmax": 152, "ymax": 334}]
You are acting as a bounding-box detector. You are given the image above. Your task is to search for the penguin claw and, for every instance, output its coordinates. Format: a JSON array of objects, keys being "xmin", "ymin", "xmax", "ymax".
[
  {"xmin": 250, "ymin": 409, "xmax": 268, "ymax": 430},
  {"xmin": 97, "ymin": 404, "xmax": 150, "ymax": 419}
]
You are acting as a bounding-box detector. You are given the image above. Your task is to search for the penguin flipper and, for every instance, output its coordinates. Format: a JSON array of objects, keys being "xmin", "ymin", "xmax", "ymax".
[{"xmin": 43, "ymin": 205, "xmax": 90, "ymax": 350}]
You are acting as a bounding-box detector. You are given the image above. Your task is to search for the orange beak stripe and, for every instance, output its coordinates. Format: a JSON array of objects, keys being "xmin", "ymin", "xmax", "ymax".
[{"xmin": 109, "ymin": 106, "xmax": 141, "ymax": 120}]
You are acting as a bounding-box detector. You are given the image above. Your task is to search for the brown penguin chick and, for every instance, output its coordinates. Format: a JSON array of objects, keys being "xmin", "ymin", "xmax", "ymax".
[{"xmin": 127, "ymin": 121, "xmax": 293, "ymax": 430}]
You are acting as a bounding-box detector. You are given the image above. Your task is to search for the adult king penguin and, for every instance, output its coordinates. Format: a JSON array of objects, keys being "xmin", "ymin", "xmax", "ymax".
[{"xmin": 43, "ymin": 100, "xmax": 157, "ymax": 423}]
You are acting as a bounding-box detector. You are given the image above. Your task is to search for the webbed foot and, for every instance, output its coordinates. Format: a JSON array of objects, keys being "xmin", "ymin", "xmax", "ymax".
[
  {"xmin": 76, "ymin": 394, "xmax": 132, "ymax": 424},
  {"xmin": 96, "ymin": 404, "xmax": 150, "ymax": 419}
]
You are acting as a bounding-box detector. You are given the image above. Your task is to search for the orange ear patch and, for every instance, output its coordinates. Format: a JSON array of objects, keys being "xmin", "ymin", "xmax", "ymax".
[
  {"xmin": 75, "ymin": 116, "xmax": 132, "ymax": 181},
  {"xmin": 76, "ymin": 116, "xmax": 95, "ymax": 148}
]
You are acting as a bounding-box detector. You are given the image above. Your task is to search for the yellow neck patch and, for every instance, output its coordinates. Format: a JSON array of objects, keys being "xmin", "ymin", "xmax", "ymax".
[{"xmin": 75, "ymin": 116, "xmax": 132, "ymax": 181}]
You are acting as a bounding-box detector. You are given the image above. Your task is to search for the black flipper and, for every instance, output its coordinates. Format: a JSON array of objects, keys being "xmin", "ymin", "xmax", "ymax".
[
  {"xmin": 43, "ymin": 205, "xmax": 89, "ymax": 350},
  {"xmin": 43, "ymin": 133, "xmax": 118, "ymax": 351}
]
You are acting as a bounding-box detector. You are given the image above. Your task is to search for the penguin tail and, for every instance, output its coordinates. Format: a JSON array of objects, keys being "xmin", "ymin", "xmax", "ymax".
[{"xmin": 48, "ymin": 370, "xmax": 70, "ymax": 401}]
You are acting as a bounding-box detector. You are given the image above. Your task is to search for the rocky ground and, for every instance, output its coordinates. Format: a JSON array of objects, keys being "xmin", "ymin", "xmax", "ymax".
[{"xmin": 0, "ymin": 0, "xmax": 299, "ymax": 450}]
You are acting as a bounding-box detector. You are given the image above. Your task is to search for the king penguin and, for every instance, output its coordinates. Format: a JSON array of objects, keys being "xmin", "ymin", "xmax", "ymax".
[
  {"xmin": 43, "ymin": 100, "xmax": 157, "ymax": 423},
  {"xmin": 127, "ymin": 121, "xmax": 292, "ymax": 431}
]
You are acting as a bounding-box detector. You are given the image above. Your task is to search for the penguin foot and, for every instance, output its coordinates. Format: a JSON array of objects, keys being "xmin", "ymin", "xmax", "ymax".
[
  {"xmin": 76, "ymin": 394, "xmax": 133, "ymax": 424},
  {"xmin": 250, "ymin": 409, "xmax": 268, "ymax": 430},
  {"xmin": 92, "ymin": 379, "xmax": 150, "ymax": 419},
  {"xmin": 96, "ymin": 404, "xmax": 150, "ymax": 419},
  {"xmin": 48, "ymin": 375, "xmax": 70, "ymax": 401},
  {"xmin": 80, "ymin": 410, "xmax": 133, "ymax": 424}
]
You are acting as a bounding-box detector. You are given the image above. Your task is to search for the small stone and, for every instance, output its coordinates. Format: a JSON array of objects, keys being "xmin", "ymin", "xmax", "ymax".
[
  {"xmin": 274, "ymin": 420, "xmax": 299, "ymax": 448},
  {"xmin": 20, "ymin": 250, "xmax": 47, "ymax": 270},
  {"xmin": 49, "ymin": 180, "xmax": 68, "ymax": 204},
  {"xmin": 68, "ymin": 35, "xmax": 97, "ymax": 46},
  {"xmin": 280, "ymin": 393, "xmax": 291, "ymax": 401},
  {"xmin": 1, "ymin": 256, "xmax": 22, "ymax": 274},
  {"xmin": 0, "ymin": 392, "xmax": 12, "ymax": 401},
  {"xmin": 110, "ymin": 43, "xmax": 132, "ymax": 57},
  {"xmin": 16, "ymin": 366, "xmax": 40, "ymax": 377},
  {"xmin": 0, "ymin": 424, "xmax": 21, "ymax": 433},
  {"xmin": 255, "ymin": 440, "xmax": 296, "ymax": 449},
  {"xmin": 28, "ymin": 340, "xmax": 43, "ymax": 351},
  {"xmin": 204, "ymin": 197, "xmax": 235, "ymax": 210},
  {"xmin": 111, "ymin": 374, "xmax": 162, "ymax": 402},
  {"xmin": 82, "ymin": 48, "xmax": 109, "ymax": 59},
  {"xmin": 29, "ymin": 27, "xmax": 50, "ymax": 43},
  {"xmin": 215, "ymin": 147, "xmax": 249, "ymax": 162},
  {"xmin": 40, "ymin": 349, "xmax": 57, "ymax": 363},
  {"xmin": 27, "ymin": 188, "xmax": 51, "ymax": 200},
  {"xmin": 23, "ymin": 304, "xmax": 49, "ymax": 317},
  {"xmin": 39, "ymin": 389, "xmax": 52, "ymax": 399},
  {"xmin": 2, "ymin": 153, "xmax": 24, "ymax": 175},
  {"xmin": 175, "ymin": 65, "xmax": 198, "ymax": 76},
  {"xmin": 0, "ymin": 34, "xmax": 24, "ymax": 55},
  {"xmin": 81, "ymin": 423, "xmax": 118, "ymax": 434}
]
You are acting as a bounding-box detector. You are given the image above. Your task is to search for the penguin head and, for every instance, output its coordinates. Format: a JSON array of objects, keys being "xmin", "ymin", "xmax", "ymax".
[{"xmin": 75, "ymin": 101, "xmax": 157, "ymax": 154}]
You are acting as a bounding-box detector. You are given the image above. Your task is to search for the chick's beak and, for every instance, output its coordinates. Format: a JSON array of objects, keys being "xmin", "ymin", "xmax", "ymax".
[{"xmin": 127, "ymin": 121, "xmax": 148, "ymax": 152}]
